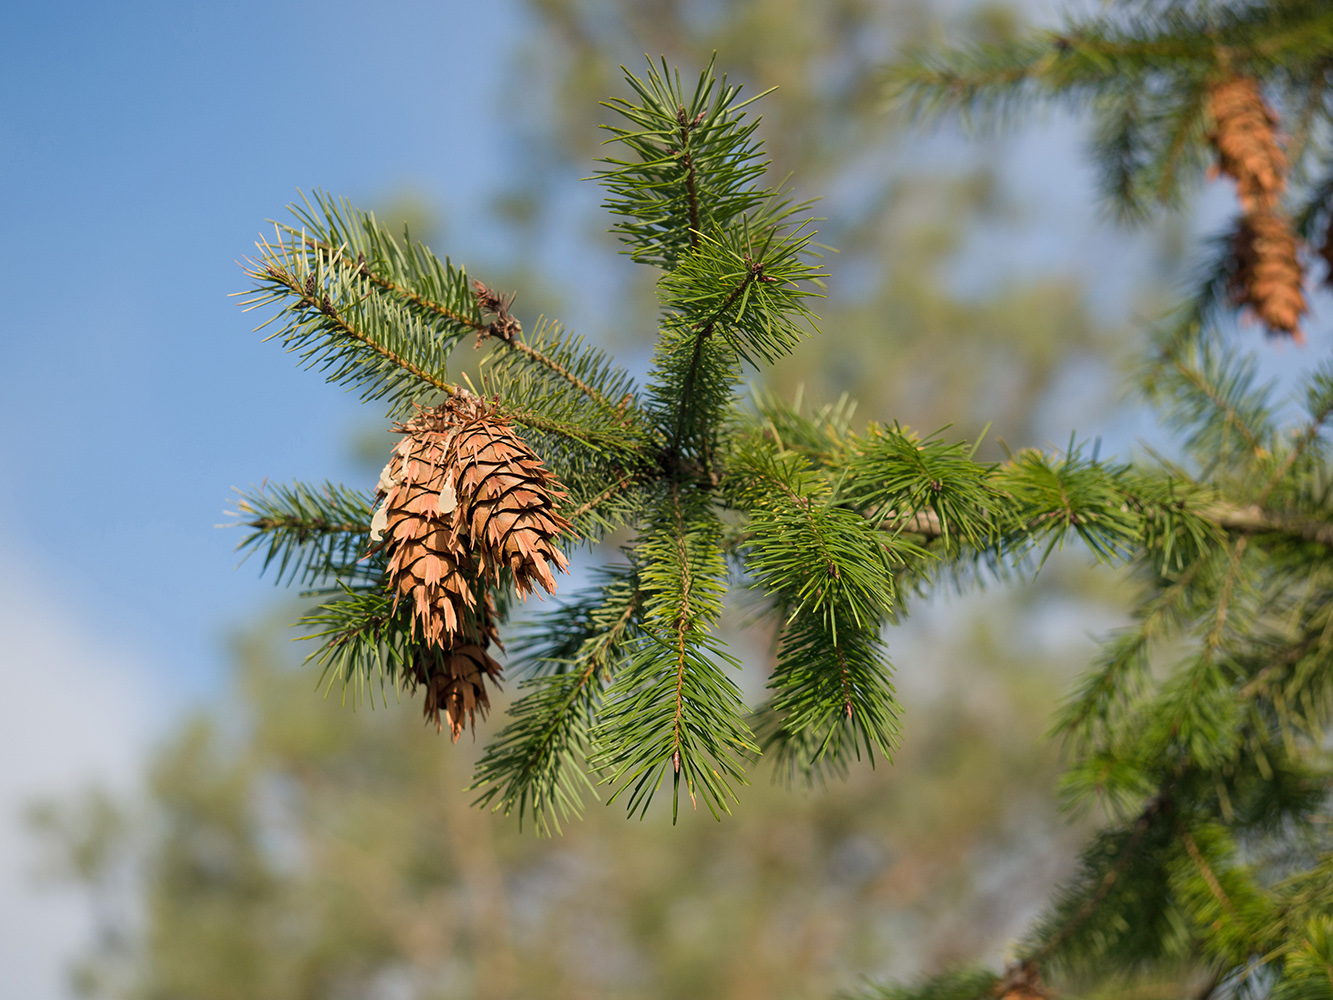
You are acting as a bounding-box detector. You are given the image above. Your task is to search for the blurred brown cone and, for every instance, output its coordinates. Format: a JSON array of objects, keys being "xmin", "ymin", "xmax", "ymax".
[
  {"xmin": 1229, "ymin": 209, "xmax": 1307, "ymax": 342},
  {"xmin": 373, "ymin": 406, "xmax": 477, "ymax": 647},
  {"xmin": 444, "ymin": 394, "xmax": 572, "ymax": 597},
  {"xmin": 1208, "ymin": 75, "xmax": 1306, "ymax": 339},
  {"xmin": 1208, "ymin": 76, "xmax": 1287, "ymax": 214}
]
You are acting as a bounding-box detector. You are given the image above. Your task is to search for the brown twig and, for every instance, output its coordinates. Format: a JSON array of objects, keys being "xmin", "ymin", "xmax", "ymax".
[
  {"xmin": 567, "ymin": 472, "xmax": 639, "ymax": 522},
  {"xmin": 1178, "ymin": 823, "xmax": 1241, "ymax": 922},
  {"xmin": 676, "ymin": 105, "xmax": 703, "ymax": 249}
]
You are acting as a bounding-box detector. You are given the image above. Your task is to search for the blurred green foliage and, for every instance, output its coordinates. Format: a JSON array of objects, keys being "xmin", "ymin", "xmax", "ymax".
[{"xmin": 32, "ymin": 600, "xmax": 1092, "ymax": 1000}]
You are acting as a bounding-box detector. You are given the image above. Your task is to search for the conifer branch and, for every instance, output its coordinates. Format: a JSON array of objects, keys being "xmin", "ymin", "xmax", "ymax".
[
  {"xmin": 232, "ymin": 69, "xmax": 1333, "ymax": 995},
  {"xmin": 668, "ymin": 485, "xmax": 696, "ymax": 783},
  {"xmin": 471, "ymin": 281, "xmax": 622, "ymax": 416},
  {"xmin": 471, "ymin": 577, "xmax": 644, "ymax": 833},
  {"xmin": 288, "ymin": 268, "xmax": 461, "ymax": 397},
  {"xmin": 503, "ymin": 337, "xmax": 604, "ymax": 405},
  {"xmin": 863, "ymin": 14, "xmax": 1333, "ymax": 997},
  {"xmin": 1207, "ymin": 504, "xmax": 1333, "ymax": 548},
  {"xmin": 494, "ymin": 408, "xmax": 631, "ymax": 453},
  {"xmin": 1026, "ymin": 795, "xmax": 1169, "ymax": 967},
  {"xmin": 1054, "ymin": 556, "xmax": 1207, "ymax": 749},
  {"xmin": 228, "ymin": 481, "xmax": 378, "ymax": 588},
  {"xmin": 1237, "ymin": 632, "xmax": 1322, "ymax": 700},
  {"xmin": 279, "ymin": 209, "xmax": 643, "ymax": 433},
  {"xmin": 834, "ymin": 642, "xmax": 854, "ymax": 722},
  {"xmin": 1256, "ymin": 377, "xmax": 1333, "ymax": 504},
  {"xmin": 241, "ymin": 248, "xmax": 462, "ymax": 409},
  {"xmin": 244, "ymin": 512, "xmax": 367, "ymax": 535},
  {"xmin": 299, "ymin": 587, "xmax": 416, "ymax": 703},
  {"xmin": 303, "ymin": 230, "xmax": 483, "ymax": 333},
  {"xmin": 867, "ymin": 467, "xmax": 1333, "ymax": 565},
  {"xmin": 1206, "ymin": 537, "xmax": 1249, "ymax": 653},
  {"xmin": 671, "ymin": 268, "xmax": 759, "ymax": 458},
  {"xmin": 597, "ymin": 55, "xmax": 776, "ymax": 269}
]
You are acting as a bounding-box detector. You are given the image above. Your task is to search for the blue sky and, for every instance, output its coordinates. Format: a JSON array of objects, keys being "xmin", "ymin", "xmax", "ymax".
[{"xmin": 1, "ymin": 0, "xmax": 536, "ymax": 698}]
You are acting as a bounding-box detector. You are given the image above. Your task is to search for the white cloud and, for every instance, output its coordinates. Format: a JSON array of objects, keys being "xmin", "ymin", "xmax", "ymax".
[{"xmin": 0, "ymin": 559, "xmax": 156, "ymax": 1000}]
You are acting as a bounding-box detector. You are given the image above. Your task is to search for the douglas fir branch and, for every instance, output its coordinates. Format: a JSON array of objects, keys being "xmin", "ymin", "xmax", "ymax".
[{"xmin": 236, "ymin": 38, "xmax": 1333, "ymax": 1000}]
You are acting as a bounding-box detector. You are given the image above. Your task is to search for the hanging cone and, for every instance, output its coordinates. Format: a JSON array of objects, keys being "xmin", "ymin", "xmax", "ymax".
[
  {"xmin": 1207, "ymin": 75, "xmax": 1306, "ymax": 339},
  {"xmin": 442, "ymin": 394, "xmax": 572, "ymax": 597},
  {"xmin": 368, "ymin": 391, "xmax": 569, "ymax": 734},
  {"xmin": 1229, "ymin": 208, "xmax": 1307, "ymax": 341},
  {"xmin": 372, "ymin": 406, "xmax": 478, "ymax": 647},
  {"xmin": 1207, "ymin": 76, "xmax": 1287, "ymax": 214}
]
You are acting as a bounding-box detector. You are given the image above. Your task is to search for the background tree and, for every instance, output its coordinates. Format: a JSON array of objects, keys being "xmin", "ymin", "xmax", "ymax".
[{"xmin": 27, "ymin": 611, "xmax": 1089, "ymax": 1000}]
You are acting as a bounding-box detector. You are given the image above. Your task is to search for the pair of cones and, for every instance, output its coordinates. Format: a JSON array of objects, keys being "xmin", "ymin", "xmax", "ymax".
[
  {"xmin": 1206, "ymin": 76, "xmax": 1306, "ymax": 340},
  {"xmin": 370, "ymin": 393, "xmax": 571, "ymax": 739}
]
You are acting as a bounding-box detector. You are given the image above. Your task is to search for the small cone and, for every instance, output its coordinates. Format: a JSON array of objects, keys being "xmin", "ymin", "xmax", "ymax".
[
  {"xmin": 442, "ymin": 394, "xmax": 572, "ymax": 597},
  {"xmin": 373, "ymin": 407, "xmax": 477, "ymax": 647},
  {"xmin": 1229, "ymin": 208, "xmax": 1307, "ymax": 341}
]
